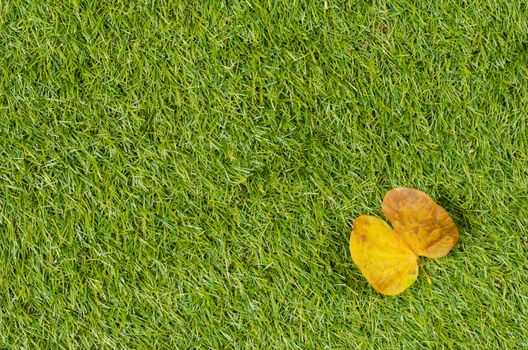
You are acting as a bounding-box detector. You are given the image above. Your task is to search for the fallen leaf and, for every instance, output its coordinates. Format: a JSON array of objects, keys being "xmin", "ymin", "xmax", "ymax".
[
  {"xmin": 350, "ymin": 188, "xmax": 458, "ymax": 295},
  {"xmin": 382, "ymin": 188, "xmax": 458, "ymax": 258},
  {"xmin": 350, "ymin": 216, "xmax": 418, "ymax": 296}
]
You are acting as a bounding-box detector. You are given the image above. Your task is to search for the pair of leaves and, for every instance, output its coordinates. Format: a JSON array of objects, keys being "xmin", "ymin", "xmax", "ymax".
[{"xmin": 350, "ymin": 188, "xmax": 458, "ymax": 295}]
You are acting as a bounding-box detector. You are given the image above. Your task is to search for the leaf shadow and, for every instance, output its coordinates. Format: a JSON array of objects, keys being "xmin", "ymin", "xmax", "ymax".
[{"xmin": 433, "ymin": 187, "xmax": 472, "ymax": 233}]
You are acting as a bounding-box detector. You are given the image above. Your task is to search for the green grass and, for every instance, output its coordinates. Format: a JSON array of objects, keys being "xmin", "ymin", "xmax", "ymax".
[{"xmin": 1, "ymin": 0, "xmax": 527, "ymax": 348}]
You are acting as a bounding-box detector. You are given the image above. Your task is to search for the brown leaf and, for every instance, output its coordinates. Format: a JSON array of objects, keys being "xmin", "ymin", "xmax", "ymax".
[{"xmin": 382, "ymin": 188, "xmax": 458, "ymax": 258}]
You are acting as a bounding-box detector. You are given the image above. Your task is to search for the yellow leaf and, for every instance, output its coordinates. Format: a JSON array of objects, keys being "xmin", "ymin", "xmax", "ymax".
[
  {"xmin": 350, "ymin": 216, "xmax": 418, "ymax": 295},
  {"xmin": 350, "ymin": 188, "xmax": 458, "ymax": 295}
]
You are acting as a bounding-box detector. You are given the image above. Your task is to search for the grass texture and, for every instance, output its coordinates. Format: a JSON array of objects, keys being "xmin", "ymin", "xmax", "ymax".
[{"xmin": 1, "ymin": 1, "xmax": 527, "ymax": 348}]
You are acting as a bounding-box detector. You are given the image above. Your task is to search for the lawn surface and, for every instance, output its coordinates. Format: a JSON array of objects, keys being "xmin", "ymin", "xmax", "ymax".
[{"xmin": 1, "ymin": 1, "xmax": 527, "ymax": 348}]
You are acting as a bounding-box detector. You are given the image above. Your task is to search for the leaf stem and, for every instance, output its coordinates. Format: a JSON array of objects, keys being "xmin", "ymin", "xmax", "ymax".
[{"xmin": 419, "ymin": 259, "xmax": 432, "ymax": 285}]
